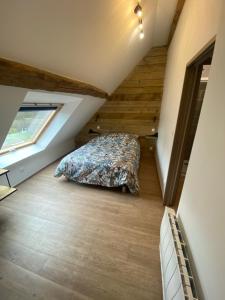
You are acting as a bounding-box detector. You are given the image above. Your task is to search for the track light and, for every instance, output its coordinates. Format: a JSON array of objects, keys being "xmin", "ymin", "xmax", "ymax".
[
  {"xmin": 139, "ymin": 30, "xmax": 144, "ymax": 39},
  {"xmin": 134, "ymin": 2, "xmax": 144, "ymax": 40},
  {"xmin": 139, "ymin": 19, "xmax": 143, "ymax": 30},
  {"xmin": 134, "ymin": 3, "xmax": 142, "ymax": 17}
]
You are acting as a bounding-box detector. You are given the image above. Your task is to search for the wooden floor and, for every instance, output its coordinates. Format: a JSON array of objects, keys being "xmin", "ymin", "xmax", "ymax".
[{"xmin": 0, "ymin": 153, "xmax": 164, "ymax": 300}]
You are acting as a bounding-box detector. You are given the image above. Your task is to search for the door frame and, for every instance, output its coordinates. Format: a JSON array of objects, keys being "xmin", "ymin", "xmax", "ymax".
[{"xmin": 163, "ymin": 42, "xmax": 215, "ymax": 206}]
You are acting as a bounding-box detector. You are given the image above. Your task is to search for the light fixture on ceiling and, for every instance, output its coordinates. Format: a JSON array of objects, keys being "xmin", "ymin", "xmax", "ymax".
[
  {"xmin": 134, "ymin": 3, "xmax": 142, "ymax": 17},
  {"xmin": 140, "ymin": 30, "xmax": 144, "ymax": 39},
  {"xmin": 134, "ymin": 2, "xmax": 144, "ymax": 40},
  {"xmin": 138, "ymin": 19, "xmax": 143, "ymax": 30}
]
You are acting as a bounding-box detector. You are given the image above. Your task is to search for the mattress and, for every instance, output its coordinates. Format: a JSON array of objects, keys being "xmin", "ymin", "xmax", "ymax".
[{"xmin": 54, "ymin": 133, "xmax": 140, "ymax": 194}]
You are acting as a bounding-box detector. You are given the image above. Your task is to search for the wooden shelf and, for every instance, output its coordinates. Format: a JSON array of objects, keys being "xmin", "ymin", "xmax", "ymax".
[
  {"xmin": 0, "ymin": 185, "xmax": 16, "ymax": 201},
  {"xmin": 0, "ymin": 168, "xmax": 9, "ymax": 176},
  {"xmin": 0, "ymin": 168, "xmax": 17, "ymax": 201}
]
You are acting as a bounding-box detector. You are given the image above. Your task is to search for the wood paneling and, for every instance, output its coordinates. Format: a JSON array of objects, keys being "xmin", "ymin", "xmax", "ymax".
[
  {"xmin": 167, "ymin": 0, "xmax": 186, "ymax": 45},
  {"xmin": 76, "ymin": 47, "xmax": 167, "ymax": 148},
  {"xmin": 0, "ymin": 154, "xmax": 163, "ymax": 300},
  {"xmin": 0, "ymin": 57, "xmax": 108, "ymax": 98}
]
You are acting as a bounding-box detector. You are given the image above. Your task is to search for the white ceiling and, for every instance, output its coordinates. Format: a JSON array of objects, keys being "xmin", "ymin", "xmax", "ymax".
[{"xmin": 0, "ymin": 0, "xmax": 177, "ymax": 94}]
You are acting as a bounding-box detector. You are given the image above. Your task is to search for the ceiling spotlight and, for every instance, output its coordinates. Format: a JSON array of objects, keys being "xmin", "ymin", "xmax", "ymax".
[
  {"xmin": 139, "ymin": 30, "xmax": 144, "ymax": 39},
  {"xmin": 139, "ymin": 19, "xmax": 143, "ymax": 30},
  {"xmin": 134, "ymin": 3, "xmax": 142, "ymax": 17}
]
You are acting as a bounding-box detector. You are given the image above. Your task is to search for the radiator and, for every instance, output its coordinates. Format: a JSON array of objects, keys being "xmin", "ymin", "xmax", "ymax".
[{"xmin": 160, "ymin": 207, "xmax": 198, "ymax": 300}]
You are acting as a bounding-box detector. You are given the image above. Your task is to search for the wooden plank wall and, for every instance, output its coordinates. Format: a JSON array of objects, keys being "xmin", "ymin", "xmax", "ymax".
[{"xmin": 76, "ymin": 46, "xmax": 167, "ymax": 150}]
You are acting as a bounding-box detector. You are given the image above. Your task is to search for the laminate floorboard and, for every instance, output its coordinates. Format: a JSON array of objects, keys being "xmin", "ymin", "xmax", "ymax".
[{"xmin": 0, "ymin": 153, "xmax": 164, "ymax": 300}]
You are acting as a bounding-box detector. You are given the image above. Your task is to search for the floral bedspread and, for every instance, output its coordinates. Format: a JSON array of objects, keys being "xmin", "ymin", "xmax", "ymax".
[{"xmin": 54, "ymin": 133, "xmax": 140, "ymax": 194}]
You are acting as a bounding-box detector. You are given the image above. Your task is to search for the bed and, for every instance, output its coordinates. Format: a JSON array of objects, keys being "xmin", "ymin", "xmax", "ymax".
[{"xmin": 54, "ymin": 133, "xmax": 140, "ymax": 194}]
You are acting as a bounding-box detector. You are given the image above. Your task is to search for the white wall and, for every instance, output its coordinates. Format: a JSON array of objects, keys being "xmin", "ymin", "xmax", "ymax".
[
  {"xmin": 157, "ymin": 0, "xmax": 223, "ymax": 191},
  {"xmin": 157, "ymin": 0, "xmax": 225, "ymax": 298},
  {"xmin": 177, "ymin": 7, "xmax": 225, "ymax": 299},
  {"xmin": 0, "ymin": 140, "xmax": 75, "ymax": 187},
  {"xmin": 48, "ymin": 97, "xmax": 105, "ymax": 147}
]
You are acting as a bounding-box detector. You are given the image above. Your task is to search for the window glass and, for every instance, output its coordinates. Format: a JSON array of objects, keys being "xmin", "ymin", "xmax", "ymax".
[{"xmin": 1, "ymin": 106, "xmax": 57, "ymax": 152}]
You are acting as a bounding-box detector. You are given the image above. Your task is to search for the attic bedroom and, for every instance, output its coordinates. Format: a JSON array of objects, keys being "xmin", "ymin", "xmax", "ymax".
[{"xmin": 1, "ymin": 0, "xmax": 225, "ymax": 299}]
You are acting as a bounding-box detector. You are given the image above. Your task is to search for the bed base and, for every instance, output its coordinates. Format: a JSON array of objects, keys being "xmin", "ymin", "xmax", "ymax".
[{"xmin": 122, "ymin": 185, "xmax": 127, "ymax": 193}]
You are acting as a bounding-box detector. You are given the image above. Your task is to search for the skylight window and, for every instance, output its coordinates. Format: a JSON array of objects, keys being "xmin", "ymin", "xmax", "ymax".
[{"xmin": 0, "ymin": 104, "xmax": 58, "ymax": 153}]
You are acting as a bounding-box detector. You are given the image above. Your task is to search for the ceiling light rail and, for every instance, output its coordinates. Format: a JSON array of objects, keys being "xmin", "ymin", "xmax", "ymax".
[{"xmin": 134, "ymin": 1, "xmax": 144, "ymax": 39}]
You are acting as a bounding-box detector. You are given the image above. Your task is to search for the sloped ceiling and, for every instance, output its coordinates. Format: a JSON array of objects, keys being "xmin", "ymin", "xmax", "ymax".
[{"xmin": 0, "ymin": 0, "xmax": 177, "ymax": 94}]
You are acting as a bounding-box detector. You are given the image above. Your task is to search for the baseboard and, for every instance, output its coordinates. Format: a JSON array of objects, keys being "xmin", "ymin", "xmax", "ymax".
[{"xmin": 155, "ymin": 148, "xmax": 164, "ymax": 196}]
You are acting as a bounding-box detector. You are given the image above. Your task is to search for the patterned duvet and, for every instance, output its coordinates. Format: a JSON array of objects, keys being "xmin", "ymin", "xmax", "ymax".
[{"xmin": 55, "ymin": 133, "xmax": 140, "ymax": 194}]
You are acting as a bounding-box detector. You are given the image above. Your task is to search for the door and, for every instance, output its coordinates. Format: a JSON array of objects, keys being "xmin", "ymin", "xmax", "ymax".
[{"xmin": 163, "ymin": 42, "xmax": 215, "ymax": 208}]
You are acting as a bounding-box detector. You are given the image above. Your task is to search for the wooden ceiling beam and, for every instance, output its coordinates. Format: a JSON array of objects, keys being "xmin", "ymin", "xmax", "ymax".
[
  {"xmin": 167, "ymin": 0, "xmax": 186, "ymax": 45},
  {"xmin": 0, "ymin": 57, "xmax": 108, "ymax": 99}
]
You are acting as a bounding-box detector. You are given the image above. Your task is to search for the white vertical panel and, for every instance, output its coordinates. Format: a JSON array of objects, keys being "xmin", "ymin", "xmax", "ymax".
[{"xmin": 160, "ymin": 208, "xmax": 197, "ymax": 300}]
